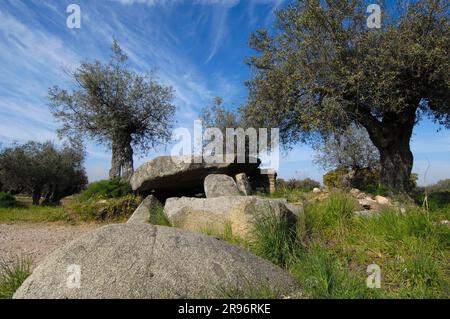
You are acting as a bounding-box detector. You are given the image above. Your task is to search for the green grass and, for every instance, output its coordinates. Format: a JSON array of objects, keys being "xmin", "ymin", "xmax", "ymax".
[
  {"xmin": 0, "ymin": 205, "xmax": 70, "ymax": 223},
  {"xmin": 149, "ymin": 201, "xmax": 171, "ymax": 226},
  {"xmin": 0, "ymin": 257, "xmax": 32, "ymax": 299},
  {"xmin": 200, "ymin": 222, "xmax": 250, "ymax": 248},
  {"xmin": 66, "ymin": 194, "xmax": 140, "ymax": 222},
  {"xmin": 218, "ymin": 189, "xmax": 449, "ymax": 299}
]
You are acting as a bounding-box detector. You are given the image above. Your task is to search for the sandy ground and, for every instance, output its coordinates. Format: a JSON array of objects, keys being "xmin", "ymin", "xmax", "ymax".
[{"xmin": 0, "ymin": 223, "xmax": 100, "ymax": 269}]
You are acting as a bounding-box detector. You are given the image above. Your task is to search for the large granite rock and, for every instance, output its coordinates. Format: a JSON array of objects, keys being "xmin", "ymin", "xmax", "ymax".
[
  {"xmin": 130, "ymin": 155, "xmax": 260, "ymax": 198},
  {"xmin": 164, "ymin": 196, "xmax": 297, "ymax": 239},
  {"xmin": 13, "ymin": 224, "xmax": 299, "ymax": 299},
  {"xmin": 204, "ymin": 174, "xmax": 241, "ymax": 198}
]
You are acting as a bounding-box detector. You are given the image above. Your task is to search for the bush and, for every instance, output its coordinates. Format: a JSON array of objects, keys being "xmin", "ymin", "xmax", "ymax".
[
  {"xmin": 277, "ymin": 178, "xmax": 320, "ymax": 192},
  {"xmin": 323, "ymin": 169, "xmax": 348, "ymax": 188},
  {"xmin": 78, "ymin": 177, "xmax": 132, "ymax": 201},
  {"xmin": 323, "ymin": 168, "xmax": 415, "ymax": 195},
  {"xmin": 67, "ymin": 194, "xmax": 140, "ymax": 222},
  {"xmin": 0, "ymin": 192, "xmax": 17, "ymax": 208}
]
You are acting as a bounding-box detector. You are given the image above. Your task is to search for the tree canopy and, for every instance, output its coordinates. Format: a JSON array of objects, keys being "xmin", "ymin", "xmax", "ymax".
[
  {"xmin": 242, "ymin": 0, "xmax": 449, "ymax": 193},
  {"xmin": 313, "ymin": 125, "xmax": 380, "ymax": 172},
  {"xmin": 49, "ymin": 40, "xmax": 176, "ymax": 180},
  {"xmin": 0, "ymin": 141, "xmax": 88, "ymax": 205}
]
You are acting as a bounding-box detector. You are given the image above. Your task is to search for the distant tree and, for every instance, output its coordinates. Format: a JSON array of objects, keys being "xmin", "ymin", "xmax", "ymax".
[
  {"xmin": 313, "ymin": 125, "xmax": 380, "ymax": 172},
  {"xmin": 48, "ymin": 39, "xmax": 175, "ymax": 181},
  {"xmin": 0, "ymin": 141, "xmax": 88, "ymax": 205},
  {"xmin": 242, "ymin": 0, "xmax": 449, "ymax": 193},
  {"xmin": 200, "ymin": 97, "xmax": 241, "ymax": 132}
]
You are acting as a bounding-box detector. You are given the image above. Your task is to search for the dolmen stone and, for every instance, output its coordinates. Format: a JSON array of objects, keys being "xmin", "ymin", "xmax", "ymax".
[
  {"xmin": 164, "ymin": 196, "xmax": 297, "ymax": 239},
  {"xmin": 13, "ymin": 224, "xmax": 299, "ymax": 299},
  {"xmin": 204, "ymin": 174, "xmax": 241, "ymax": 198},
  {"xmin": 130, "ymin": 155, "xmax": 260, "ymax": 199}
]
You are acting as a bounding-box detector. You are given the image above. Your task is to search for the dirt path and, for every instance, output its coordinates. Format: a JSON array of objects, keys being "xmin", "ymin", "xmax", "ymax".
[{"xmin": 0, "ymin": 223, "xmax": 100, "ymax": 269}]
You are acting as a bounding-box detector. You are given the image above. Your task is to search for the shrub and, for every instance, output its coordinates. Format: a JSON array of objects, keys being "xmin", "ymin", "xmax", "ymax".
[
  {"xmin": 0, "ymin": 257, "xmax": 32, "ymax": 299},
  {"xmin": 323, "ymin": 169, "xmax": 348, "ymax": 188},
  {"xmin": 67, "ymin": 194, "xmax": 140, "ymax": 222},
  {"xmin": 0, "ymin": 192, "xmax": 17, "ymax": 208},
  {"xmin": 78, "ymin": 177, "xmax": 132, "ymax": 201},
  {"xmin": 277, "ymin": 178, "xmax": 320, "ymax": 192}
]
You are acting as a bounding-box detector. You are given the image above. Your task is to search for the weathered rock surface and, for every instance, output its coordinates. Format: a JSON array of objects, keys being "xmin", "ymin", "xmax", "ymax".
[
  {"xmin": 130, "ymin": 155, "xmax": 260, "ymax": 198},
  {"xmin": 358, "ymin": 197, "xmax": 380, "ymax": 210},
  {"xmin": 375, "ymin": 195, "xmax": 390, "ymax": 206},
  {"xmin": 204, "ymin": 174, "xmax": 241, "ymax": 198},
  {"xmin": 13, "ymin": 224, "xmax": 299, "ymax": 299},
  {"xmin": 164, "ymin": 196, "xmax": 297, "ymax": 239},
  {"xmin": 235, "ymin": 173, "xmax": 253, "ymax": 196},
  {"xmin": 127, "ymin": 195, "xmax": 160, "ymax": 224}
]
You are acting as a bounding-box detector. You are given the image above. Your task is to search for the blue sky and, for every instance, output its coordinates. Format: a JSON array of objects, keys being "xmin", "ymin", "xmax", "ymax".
[{"xmin": 0, "ymin": 0, "xmax": 448, "ymax": 185}]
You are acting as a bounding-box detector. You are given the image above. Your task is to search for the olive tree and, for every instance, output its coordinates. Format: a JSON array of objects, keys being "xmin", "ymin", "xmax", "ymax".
[
  {"xmin": 242, "ymin": 0, "xmax": 449, "ymax": 193},
  {"xmin": 49, "ymin": 40, "xmax": 175, "ymax": 181},
  {"xmin": 0, "ymin": 141, "xmax": 88, "ymax": 205},
  {"xmin": 313, "ymin": 125, "xmax": 380, "ymax": 172}
]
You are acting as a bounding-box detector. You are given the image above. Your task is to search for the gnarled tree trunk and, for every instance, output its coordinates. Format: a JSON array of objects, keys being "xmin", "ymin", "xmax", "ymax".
[
  {"xmin": 109, "ymin": 135, "xmax": 134, "ymax": 181},
  {"xmin": 360, "ymin": 108, "xmax": 416, "ymax": 194}
]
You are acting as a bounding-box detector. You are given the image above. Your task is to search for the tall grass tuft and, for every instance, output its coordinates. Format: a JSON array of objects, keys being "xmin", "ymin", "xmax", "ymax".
[
  {"xmin": 250, "ymin": 210, "xmax": 298, "ymax": 267},
  {"xmin": 0, "ymin": 257, "xmax": 32, "ymax": 299}
]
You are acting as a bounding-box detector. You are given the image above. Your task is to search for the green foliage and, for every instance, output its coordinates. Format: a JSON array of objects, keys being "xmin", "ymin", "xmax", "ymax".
[
  {"xmin": 427, "ymin": 179, "xmax": 450, "ymax": 193},
  {"xmin": 67, "ymin": 194, "xmax": 140, "ymax": 222},
  {"xmin": 219, "ymin": 189, "xmax": 449, "ymax": 298},
  {"xmin": 0, "ymin": 140, "xmax": 88, "ymax": 205},
  {"xmin": 243, "ymin": 0, "xmax": 449, "ymax": 192},
  {"xmin": 323, "ymin": 169, "xmax": 348, "ymax": 188},
  {"xmin": 0, "ymin": 257, "xmax": 32, "ymax": 299},
  {"xmin": 313, "ymin": 125, "xmax": 380, "ymax": 172},
  {"xmin": 414, "ymin": 192, "xmax": 450, "ymax": 211},
  {"xmin": 0, "ymin": 192, "xmax": 17, "ymax": 208},
  {"xmin": 149, "ymin": 201, "xmax": 171, "ymax": 227},
  {"xmin": 78, "ymin": 177, "xmax": 132, "ymax": 201},
  {"xmin": 200, "ymin": 222, "xmax": 249, "ymax": 248},
  {"xmin": 250, "ymin": 210, "xmax": 298, "ymax": 266},
  {"xmin": 259, "ymin": 188, "xmax": 307, "ymax": 203},
  {"xmin": 48, "ymin": 39, "xmax": 176, "ymax": 180},
  {"xmin": 277, "ymin": 178, "xmax": 320, "ymax": 192}
]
